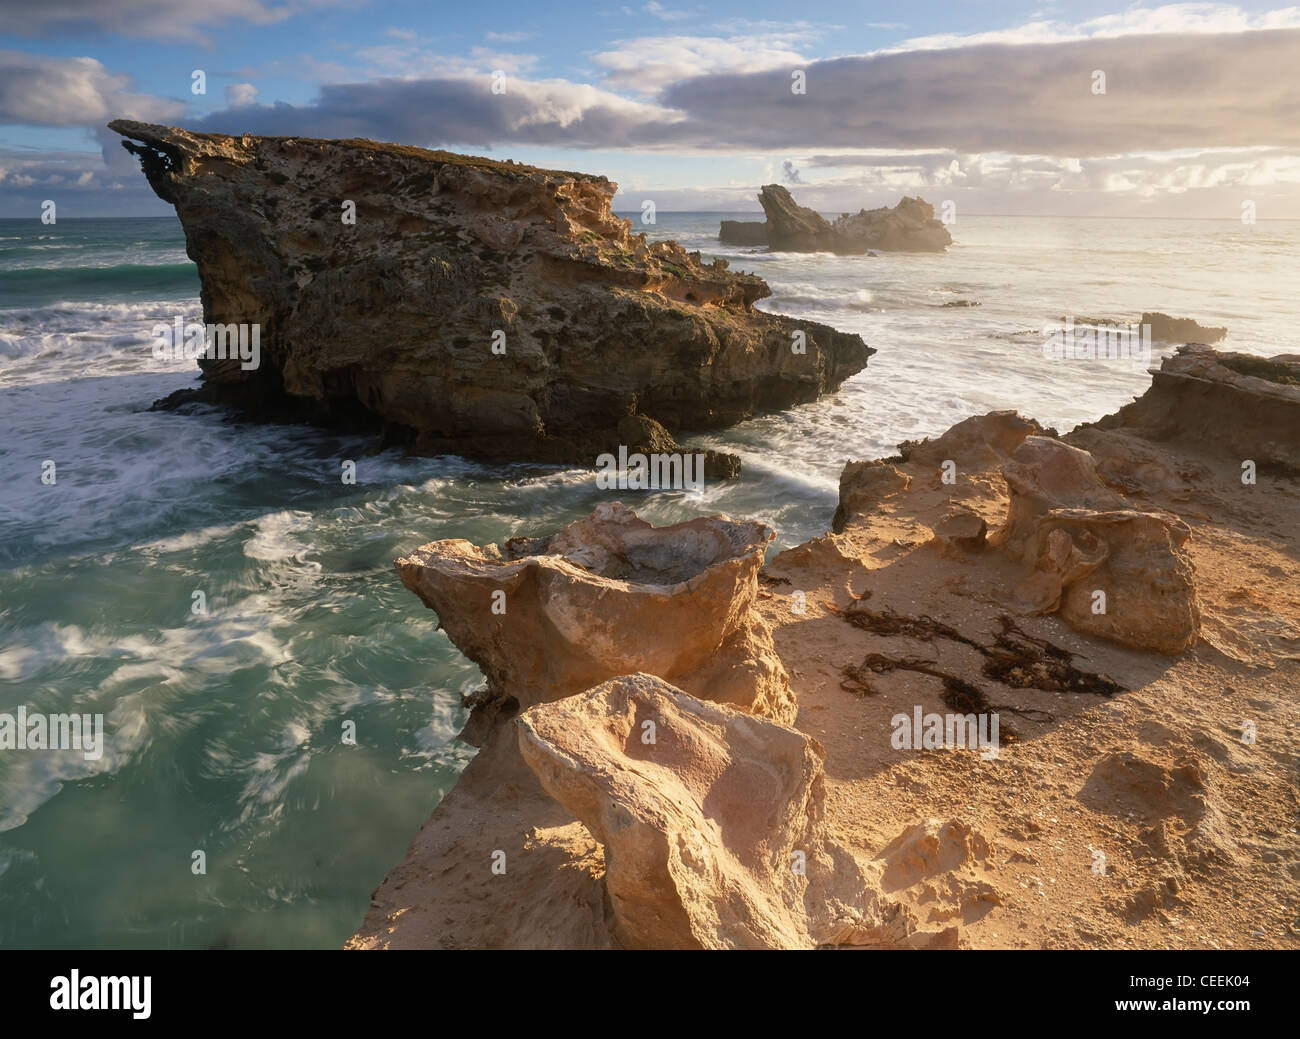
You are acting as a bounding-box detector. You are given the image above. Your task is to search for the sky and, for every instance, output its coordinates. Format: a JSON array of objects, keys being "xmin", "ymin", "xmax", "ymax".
[{"xmin": 1, "ymin": 0, "xmax": 1299, "ymax": 217}]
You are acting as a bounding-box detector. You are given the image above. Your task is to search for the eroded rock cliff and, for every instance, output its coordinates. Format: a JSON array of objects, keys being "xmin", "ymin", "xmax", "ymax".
[
  {"xmin": 110, "ymin": 120, "xmax": 872, "ymax": 465},
  {"xmin": 1085, "ymin": 344, "xmax": 1300, "ymax": 471}
]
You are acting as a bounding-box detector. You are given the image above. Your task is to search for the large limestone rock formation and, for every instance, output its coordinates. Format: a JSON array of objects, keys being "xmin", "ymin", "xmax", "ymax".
[
  {"xmin": 757, "ymin": 184, "xmax": 951, "ymax": 253},
  {"xmin": 992, "ymin": 436, "xmax": 1200, "ymax": 653},
  {"xmin": 110, "ymin": 121, "xmax": 871, "ymax": 464},
  {"xmin": 515, "ymin": 673, "xmax": 913, "ymax": 949},
  {"xmin": 757, "ymin": 185, "xmax": 839, "ymax": 252},
  {"xmin": 397, "ymin": 502, "xmax": 794, "ymax": 723}
]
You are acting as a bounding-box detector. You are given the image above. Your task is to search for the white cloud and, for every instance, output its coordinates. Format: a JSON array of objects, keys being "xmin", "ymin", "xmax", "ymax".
[
  {"xmin": 0, "ymin": 50, "xmax": 182, "ymax": 127},
  {"xmin": 644, "ymin": 2, "xmax": 696, "ymax": 22},
  {"xmin": 352, "ymin": 43, "xmax": 539, "ymax": 78},
  {"xmin": 593, "ymin": 30, "xmax": 815, "ymax": 92},
  {"xmin": 225, "ymin": 82, "xmax": 259, "ymax": 107},
  {"xmin": 0, "ymin": 0, "xmax": 336, "ymax": 44},
  {"xmin": 884, "ymin": 2, "xmax": 1300, "ymax": 53}
]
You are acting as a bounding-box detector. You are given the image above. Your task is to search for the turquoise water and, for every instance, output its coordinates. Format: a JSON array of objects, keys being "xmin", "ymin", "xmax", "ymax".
[{"xmin": 1, "ymin": 213, "xmax": 1295, "ymax": 948}]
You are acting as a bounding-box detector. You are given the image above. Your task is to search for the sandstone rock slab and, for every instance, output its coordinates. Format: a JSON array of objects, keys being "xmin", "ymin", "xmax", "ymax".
[{"xmin": 516, "ymin": 673, "xmax": 913, "ymax": 948}]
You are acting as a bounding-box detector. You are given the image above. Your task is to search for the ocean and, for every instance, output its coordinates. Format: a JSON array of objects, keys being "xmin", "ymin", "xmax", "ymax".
[{"xmin": 0, "ymin": 211, "xmax": 1294, "ymax": 948}]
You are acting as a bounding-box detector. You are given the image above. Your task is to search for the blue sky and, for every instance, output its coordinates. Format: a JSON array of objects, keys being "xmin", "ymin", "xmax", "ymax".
[{"xmin": 2, "ymin": 1, "xmax": 1299, "ymax": 216}]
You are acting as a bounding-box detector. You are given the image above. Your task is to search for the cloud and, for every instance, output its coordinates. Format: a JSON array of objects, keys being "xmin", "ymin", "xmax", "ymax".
[
  {"xmin": 225, "ymin": 83, "xmax": 259, "ymax": 107},
  {"xmin": 174, "ymin": 27, "xmax": 1300, "ymax": 158},
  {"xmin": 0, "ymin": 0, "xmax": 334, "ymax": 44},
  {"xmin": 10, "ymin": 6, "xmax": 1296, "ymax": 218},
  {"xmin": 593, "ymin": 28, "xmax": 817, "ymax": 92},
  {"xmin": 186, "ymin": 75, "xmax": 678, "ymax": 148},
  {"xmin": 351, "ymin": 42, "xmax": 539, "ymax": 78},
  {"xmin": 651, "ymin": 28, "xmax": 1300, "ymax": 154},
  {"xmin": 0, "ymin": 50, "xmax": 183, "ymax": 128},
  {"xmin": 611, "ymin": 147, "xmax": 1300, "ymax": 216},
  {"xmin": 884, "ymin": 1, "xmax": 1300, "ymax": 52},
  {"xmin": 0, "ymin": 147, "xmax": 173, "ymax": 216},
  {"xmin": 644, "ymin": 2, "xmax": 696, "ymax": 21}
]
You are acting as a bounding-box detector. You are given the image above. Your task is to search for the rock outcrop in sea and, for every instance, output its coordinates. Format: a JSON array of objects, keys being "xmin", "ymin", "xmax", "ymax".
[
  {"xmin": 1142, "ymin": 312, "xmax": 1227, "ymax": 344},
  {"xmin": 718, "ymin": 219, "xmax": 769, "ymax": 246},
  {"xmin": 110, "ymin": 121, "xmax": 872, "ymax": 467},
  {"xmin": 750, "ymin": 185, "xmax": 952, "ymax": 253}
]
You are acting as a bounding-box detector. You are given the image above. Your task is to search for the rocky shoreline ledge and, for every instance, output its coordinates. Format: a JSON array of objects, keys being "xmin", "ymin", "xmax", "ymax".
[
  {"xmin": 349, "ymin": 345, "xmax": 1299, "ymax": 949},
  {"xmin": 110, "ymin": 121, "xmax": 871, "ymax": 472}
]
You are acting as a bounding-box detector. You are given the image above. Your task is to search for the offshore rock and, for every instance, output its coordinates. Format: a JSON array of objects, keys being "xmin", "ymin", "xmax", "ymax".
[
  {"xmin": 110, "ymin": 121, "xmax": 872, "ymax": 464},
  {"xmin": 1141, "ymin": 312, "xmax": 1227, "ymax": 344},
  {"xmin": 757, "ymin": 184, "xmax": 951, "ymax": 253},
  {"xmin": 831, "ymin": 196, "xmax": 954, "ymax": 253},
  {"xmin": 718, "ymin": 220, "xmax": 769, "ymax": 246}
]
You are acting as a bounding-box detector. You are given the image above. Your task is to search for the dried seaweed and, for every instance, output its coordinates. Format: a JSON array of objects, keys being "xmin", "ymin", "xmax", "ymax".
[
  {"xmin": 841, "ymin": 605, "xmax": 988, "ymax": 654},
  {"xmin": 836, "ymin": 605, "xmax": 1124, "ymax": 697}
]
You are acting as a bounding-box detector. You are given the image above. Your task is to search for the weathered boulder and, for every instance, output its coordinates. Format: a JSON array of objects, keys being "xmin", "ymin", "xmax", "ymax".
[
  {"xmin": 111, "ymin": 120, "xmax": 872, "ymax": 464},
  {"xmin": 515, "ymin": 673, "xmax": 914, "ymax": 949},
  {"xmin": 397, "ymin": 502, "xmax": 794, "ymax": 722},
  {"xmin": 1084, "ymin": 345, "xmax": 1300, "ymax": 471},
  {"xmin": 718, "ymin": 220, "xmax": 768, "ymax": 246},
  {"xmin": 928, "ymin": 505, "xmax": 990, "ymax": 555},
  {"xmin": 615, "ymin": 413, "xmax": 741, "ymax": 479},
  {"xmin": 831, "ymin": 460, "xmax": 911, "ymax": 532},
  {"xmin": 992, "ymin": 437, "xmax": 1200, "ymax": 653},
  {"xmin": 757, "ymin": 184, "xmax": 951, "ymax": 253}
]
